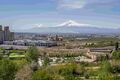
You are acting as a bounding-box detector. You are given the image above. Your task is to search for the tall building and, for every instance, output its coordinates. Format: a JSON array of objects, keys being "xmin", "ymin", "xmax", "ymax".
[
  {"xmin": 0, "ymin": 25, "xmax": 2, "ymax": 31},
  {"xmin": 0, "ymin": 25, "xmax": 4, "ymax": 44},
  {"xmin": 0, "ymin": 25, "xmax": 14, "ymax": 44}
]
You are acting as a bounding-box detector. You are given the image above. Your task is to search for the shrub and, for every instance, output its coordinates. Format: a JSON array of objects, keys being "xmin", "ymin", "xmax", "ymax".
[
  {"xmin": 32, "ymin": 70, "xmax": 52, "ymax": 80},
  {"xmin": 0, "ymin": 59, "xmax": 17, "ymax": 80},
  {"xmin": 112, "ymin": 51, "xmax": 120, "ymax": 59}
]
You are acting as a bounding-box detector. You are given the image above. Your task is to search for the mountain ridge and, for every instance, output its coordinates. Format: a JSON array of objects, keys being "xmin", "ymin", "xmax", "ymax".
[{"xmin": 19, "ymin": 20, "xmax": 120, "ymax": 34}]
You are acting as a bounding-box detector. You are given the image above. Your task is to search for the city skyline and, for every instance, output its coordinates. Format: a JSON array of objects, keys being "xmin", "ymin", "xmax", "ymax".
[{"xmin": 0, "ymin": 0, "xmax": 120, "ymax": 30}]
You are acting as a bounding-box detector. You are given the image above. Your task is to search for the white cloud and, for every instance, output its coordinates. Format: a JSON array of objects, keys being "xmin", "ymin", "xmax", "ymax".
[
  {"xmin": 56, "ymin": 0, "xmax": 118, "ymax": 10},
  {"xmin": 58, "ymin": 0, "xmax": 86, "ymax": 9}
]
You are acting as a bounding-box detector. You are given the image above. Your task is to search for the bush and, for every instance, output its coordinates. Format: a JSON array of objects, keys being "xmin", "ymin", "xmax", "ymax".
[
  {"xmin": 98, "ymin": 61, "xmax": 113, "ymax": 80},
  {"xmin": 111, "ymin": 60, "xmax": 120, "ymax": 73},
  {"xmin": 15, "ymin": 65, "xmax": 32, "ymax": 80},
  {"xmin": 0, "ymin": 59, "xmax": 17, "ymax": 80},
  {"xmin": 32, "ymin": 70, "xmax": 52, "ymax": 80},
  {"xmin": 112, "ymin": 51, "xmax": 120, "ymax": 59}
]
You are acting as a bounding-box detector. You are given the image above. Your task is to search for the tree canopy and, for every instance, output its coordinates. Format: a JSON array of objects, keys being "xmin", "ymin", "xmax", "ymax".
[{"xmin": 26, "ymin": 46, "xmax": 39, "ymax": 63}]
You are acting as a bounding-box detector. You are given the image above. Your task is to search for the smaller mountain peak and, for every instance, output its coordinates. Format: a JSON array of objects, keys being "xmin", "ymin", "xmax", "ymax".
[
  {"xmin": 57, "ymin": 20, "xmax": 91, "ymax": 27},
  {"xmin": 35, "ymin": 24, "xmax": 43, "ymax": 28}
]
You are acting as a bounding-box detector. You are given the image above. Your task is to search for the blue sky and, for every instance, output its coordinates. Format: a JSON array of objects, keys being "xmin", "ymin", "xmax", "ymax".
[{"xmin": 0, "ymin": 0, "xmax": 120, "ymax": 30}]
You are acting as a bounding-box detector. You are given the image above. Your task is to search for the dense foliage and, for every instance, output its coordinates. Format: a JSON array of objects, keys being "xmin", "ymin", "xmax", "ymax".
[
  {"xmin": 0, "ymin": 44, "xmax": 120, "ymax": 80},
  {"xmin": 0, "ymin": 59, "xmax": 17, "ymax": 80},
  {"xmin": 32, "ymin": 63, "xmax": 84, "ymax": 80},
  {"xmin": 112, "ymin": 51, "xmax": 120, "ymax": 59},
  {"xmin": 26, "ymin": 46, "xmax": 39, "ymax": 62}
]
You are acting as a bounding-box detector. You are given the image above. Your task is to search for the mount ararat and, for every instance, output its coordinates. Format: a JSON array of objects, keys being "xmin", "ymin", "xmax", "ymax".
[{"xmin": 22, "ymin": 20, "xmax": 120, "ymax": 34}]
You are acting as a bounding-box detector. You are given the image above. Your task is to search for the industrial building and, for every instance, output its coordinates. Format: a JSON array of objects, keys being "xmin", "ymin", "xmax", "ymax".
[
  {"xmin": 3, "ymin": 40, "xmax": 57, "ymax": 47},
  {"xmin": 0, "ymin": 25, "xmax": 14, "ymax": 44}
]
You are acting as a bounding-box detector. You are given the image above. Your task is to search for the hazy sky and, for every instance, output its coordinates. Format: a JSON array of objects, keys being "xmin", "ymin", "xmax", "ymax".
[{"xmin": 0, "ymin": 0, "xmax": 120, "ymax": 30}]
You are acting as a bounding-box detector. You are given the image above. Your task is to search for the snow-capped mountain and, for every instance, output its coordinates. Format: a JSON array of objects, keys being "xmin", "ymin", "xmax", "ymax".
[
  {"xmin": 57, "ymin": 20, "xmax": 91, "ymax": 27},
  {"xmin": 34, "ymin": 24, "xmax": 43, "ymax": 28},
  {"xmin": 21, "ymin": 20, "xmax": 120, "ymax": 34}
]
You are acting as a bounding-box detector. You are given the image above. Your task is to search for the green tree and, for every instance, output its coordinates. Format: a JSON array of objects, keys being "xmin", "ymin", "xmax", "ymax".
[
  {"xmin": 26, "ymin": 46, "xmax": 39, "ymax": 63},
  {"xmin": 0, "ymin": 59, "xmax": 17, "ymax": 80},
  {"xmin": 115, "ymin": 42, "xmax": 119, "ymax": 51}
]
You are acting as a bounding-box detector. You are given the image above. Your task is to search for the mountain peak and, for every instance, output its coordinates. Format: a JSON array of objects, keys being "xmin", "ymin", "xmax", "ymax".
[
  {"xmin": 35, "ymin": 24, "xmax": 43, "ymax": 28},
  {"xmin": 57, "ymin": 20, "xmax": 91, "ymax": 27}
]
